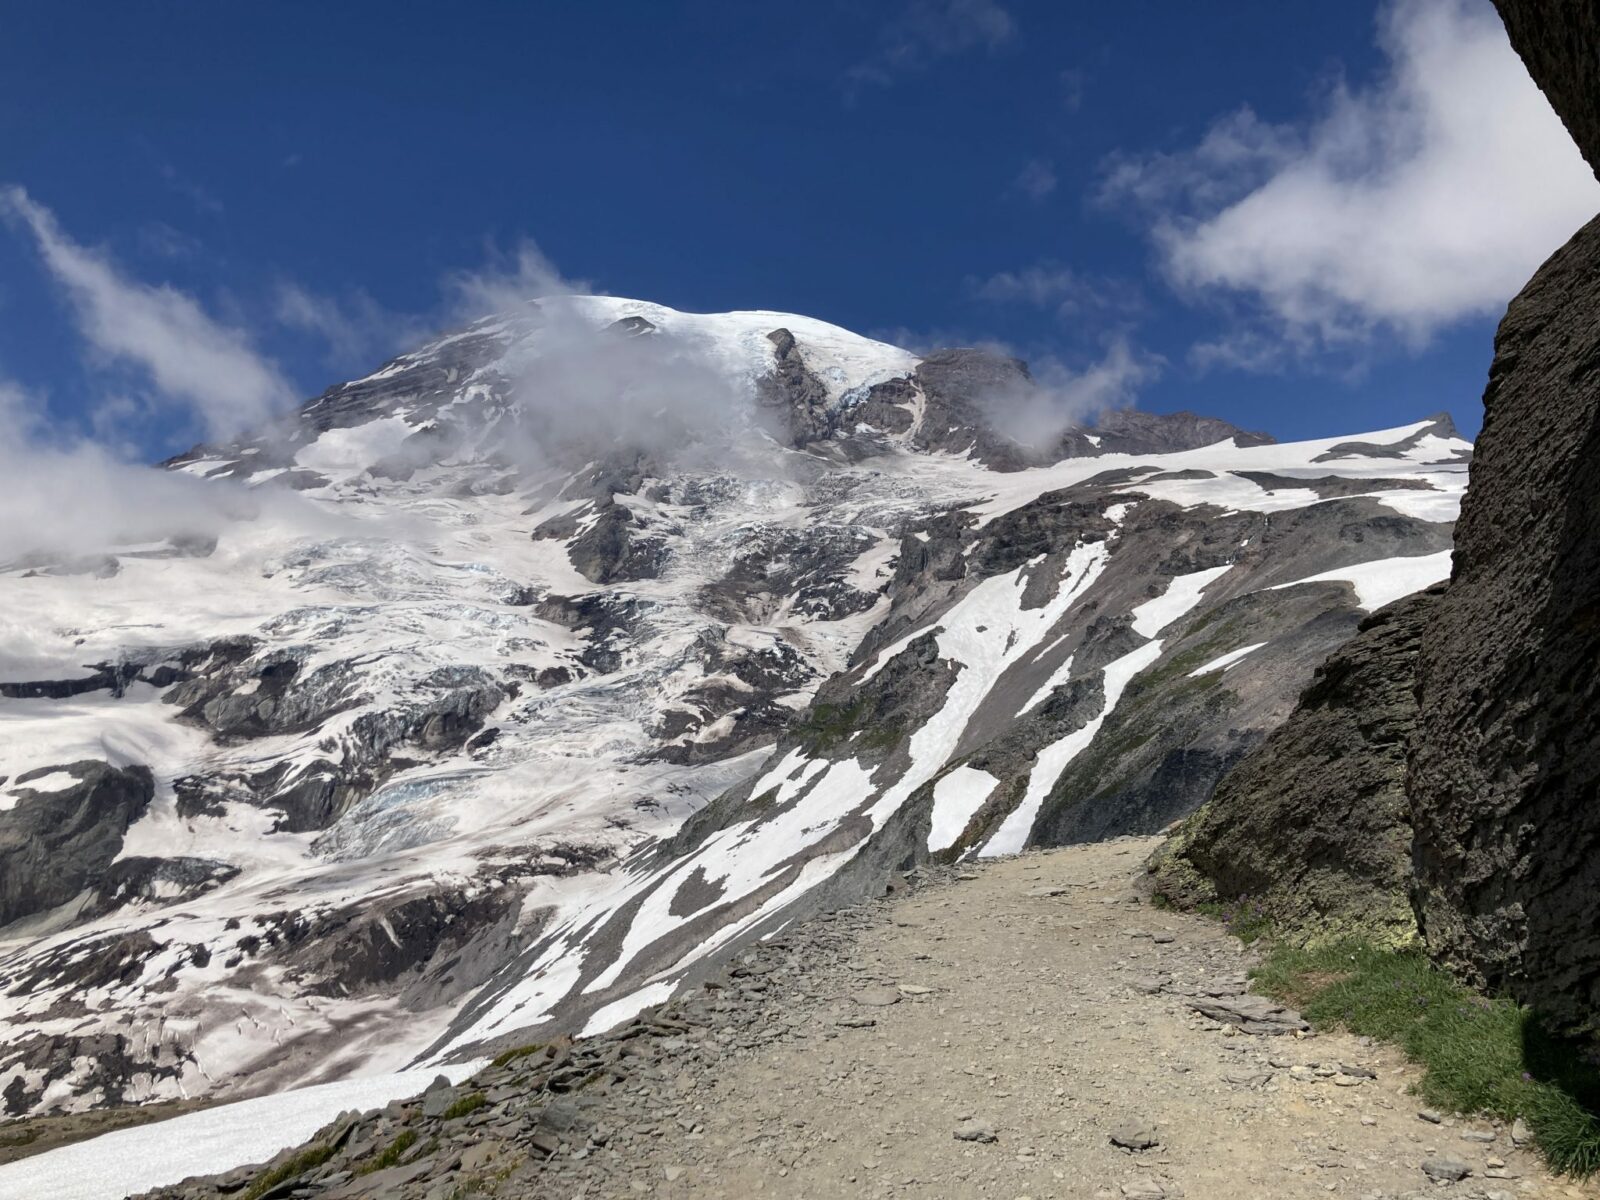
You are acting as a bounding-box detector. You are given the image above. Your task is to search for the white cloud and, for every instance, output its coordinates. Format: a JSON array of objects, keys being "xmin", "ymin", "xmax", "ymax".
[
  {"xmin": 1013, "ymin": 158, "xmax": 1058, "ymax": 201},
  {"xmin": 969, "ymin": 263, "xmax": 1144, "ymax": 322},
  {"xmin": 444, "ymin": 238, "xmax": 586, "ymax": 322},
  {"xmin": 0, "ymin": 186, "xmax": 294, "ymax": 440},
  {"xmin": 274, "ymin": 282, "xmax": 428, "ymax": 375},
  {"xmin": 962, "ymin": 338, "xmax": 1160, "ymax": 450},
  {"xmin": 848, "ymin": 0, "xmax": 1015, "ymax": 92},
  {"xmin": 0, "ymin": 376, "xmax": 275, "ymax": 564},
  {"xmin": 1104, "ymin": 0, "xmax": 1600, "ymax": 357}
]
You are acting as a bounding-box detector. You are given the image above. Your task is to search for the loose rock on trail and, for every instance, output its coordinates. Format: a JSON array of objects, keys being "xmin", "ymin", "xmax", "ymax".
[{"xmin": 140, "ymin": 837, "xmax": 1591, "ymax": 1200}]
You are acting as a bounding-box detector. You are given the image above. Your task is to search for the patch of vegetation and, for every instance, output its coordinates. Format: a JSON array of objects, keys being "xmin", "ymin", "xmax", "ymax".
[
  {"xmin": 1197, "ymin": 895, "xmax": 1273, "ymax": 944},
  {"xmin": 440, "ymin": 1090, "xmax": 488, "ymax": 1120},
  {"xmin": 490, "ymin": 1041, "xmax": 546, "ymax": 1068},
  {"xmin": 354, "ymin": 1128, "xmax": 418, "ymax": 1176},
  {"xmin": 796, "ymin": 699, "xmax": 862, "ymax": 751},
  {"xmin": 242, "ymin": 1140, "xmax": 340, "ymax": 1200},
  {"xmin": 796, "ymin": 699, "xmax": 900, "ymax": 754},
  {"xmin": 1250, "ymin": 939, "xmax": 1600, "ymax": 1178}
]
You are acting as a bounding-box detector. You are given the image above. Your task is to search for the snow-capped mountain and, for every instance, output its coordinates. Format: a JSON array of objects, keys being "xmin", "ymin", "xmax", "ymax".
[{"xmin": 0, "ymin": 296, "xmax": 1469, "ymax": 1119}]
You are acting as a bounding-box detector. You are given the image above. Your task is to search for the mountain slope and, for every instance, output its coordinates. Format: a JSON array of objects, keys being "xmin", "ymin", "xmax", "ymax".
[{"xmin": 0, "ymin": 296, "xmax": 1469, "ymax": 1117}]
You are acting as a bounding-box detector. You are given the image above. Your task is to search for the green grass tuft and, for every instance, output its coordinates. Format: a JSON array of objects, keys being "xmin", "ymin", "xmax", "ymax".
[
  {"xmin": 241, "ymin": 1140, "xmax": 339, "ymax": 1200},
  {"xmin": 440, "ymin": 1091, "xmax": 487, "ymax": 1120},
  {"xmin": 1197, "ymin": 896, "xmax": 1273, "ymax": 944},
  {"xmin": 490, "ymin": 1041, "xmax": 546, "ymax": 1068},
  {"xmin": 1250, "ymin": 939, "xmax": 1600, "ymax": 1178},
  {"xmin": 354, "ymin": 1128, "xmax": 417, "ymax": 1176}
]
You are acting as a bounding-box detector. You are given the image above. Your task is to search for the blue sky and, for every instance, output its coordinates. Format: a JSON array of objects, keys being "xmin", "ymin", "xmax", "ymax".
[{"xmin": 2, "ymin": 0, "xmax": 1597, "ymax": 461}]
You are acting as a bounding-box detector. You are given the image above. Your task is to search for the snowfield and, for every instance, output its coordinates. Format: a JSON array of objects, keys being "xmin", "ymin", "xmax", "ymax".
[{"xmin": 0, "ymin": 298, "xmax": 1472, "ymax": 1197}]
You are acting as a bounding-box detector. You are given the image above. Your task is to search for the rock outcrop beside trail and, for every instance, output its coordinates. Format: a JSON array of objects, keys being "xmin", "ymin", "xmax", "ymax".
[
  {"xmin": 1150, "ymin": 587, "xmax": 1440, "ymax": 945},
  {"xmin": 1406, "ymin": 0, "xmax": 1600, "ymax": 1037},
  {"xmin": 1408, "ymin": 210, "xmax": 1600, "ymax": 1034},
  {"xmin": 1155, "ymin": 0, "xmax": 1600, "ymax": 1038}
]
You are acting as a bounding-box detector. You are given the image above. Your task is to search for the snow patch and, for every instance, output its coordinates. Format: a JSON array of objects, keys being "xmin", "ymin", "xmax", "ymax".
[
  {"xmin": 1188, "ymin": 642, "xmax": 1268, "ymax": 676},
  {"xmin": 1268, "ymin": 549, "xmax": 1452, "ymax": 611},
  {"xmin": 927, "ymin": 766, "xmax": 999, "ymax": 853}
]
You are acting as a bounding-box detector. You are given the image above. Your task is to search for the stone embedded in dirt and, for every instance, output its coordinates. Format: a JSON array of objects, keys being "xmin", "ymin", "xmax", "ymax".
[
  {"xmin": 897, "ymin": 984, "xmax": 934, "ymax": 996},
  {"xmin": 836, "ymin": 1015, "xmax": 876, "ymax": 1028},
  {"xmin": 1119, "ymin": 1180, "xmax": 1169, "ymax": 1198},
  {"xmin": 1109, "ymin": 1122, "xmax": 1160, "ymax": 1151},
  {"xmin": 1151, "ymin": 933, "xmax": 1175, "ymax": 944},
  {"xmin": 1338, "ymin": 1063, "xmax": 1376, "ymax": 1079},
  {"xmin": 1421, "ymin": 1158, "xmax": 1471, "ymax": 1182},
  {"xmin": 1460, "ymin": 1127, "xmax": 1496, "ymax": 1142},
  {"xmin": 662, "ymin": 1164, "xmax": 686, "ymax": 1182},
  {"xmin": 1129, "ymin": 974, "xmax": 1170, "ymax": 994},
  {"xmin": 538, "ymin": 1099, "xmax": 585, "ymax": 1133},
  {"xmin": 1417, "ymin": 1109, "xmax": 1443, "ymax": 1123},
  {"xmin": 1184, "ymin": 994, "xmax": 1308, "ymax": 1035},
  {"xmin": 1225, "ymin": 1070, "xmax": 1272, "ymax": 1088},
  {"xmin": 953, "ymin": 1120, "xmax": 997, "ymax": 1143},
  {"xmin": 851, "ymin": 986, "xmax": 901, "ymax": 1007},
  {"xmin": 1510, "ymin": 1117, "xmax": 1531, "ymax": 1145}
]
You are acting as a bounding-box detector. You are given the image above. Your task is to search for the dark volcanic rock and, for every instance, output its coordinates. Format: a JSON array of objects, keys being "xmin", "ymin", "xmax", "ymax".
[
  {"xmin": 0, "ymin": 762, "xmax": 155, "ymax": 927},
  {"xmin": 566, "ymin": 501, "xmax": 669, "ymax": 584},
  {"xmin": 1150, "ymin": 587, "xmax": 1441, "ymax": 944},
  {"xmin": 1409, "ymin": 214, "xmax": 1600, "ymax": 1035},
  {"xmin": 1400, "ymin": 4, "xmax": 1600, "ymax": 1037},
  {"xmin": 1493, "ymin": 0, "xmax": 1600, "ymax": 182},
  {"xmin": 756, "ymin": 328, "xmax": 833, "ymax": 447},
  {"xmin": 1088, "ymin": 409, "xmax": 1273, "ymax": 455}
]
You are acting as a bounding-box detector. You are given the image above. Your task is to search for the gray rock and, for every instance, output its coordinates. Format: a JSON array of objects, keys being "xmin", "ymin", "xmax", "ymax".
[
  {"xmin": 1510, "ymin": 1117, "xmax": 1531, "ymax": 1146},
  {"xmin": 0, "ymin": 761, "xmax": 155, "ymax": 926},
  {"xmin": 1420, "ymin": 1158, "xmax": 1471, "ymax": 1182},
  {"xmin": 1184, "ymin": 995, "xmax": 1308, "ymax": 1035},
  {"xmin": 1149, "ymin": 588, "xmax": 1439, "ymax": 944},
  {"xmin": 1118, "ymin": 1180, "xmax": 1168, "ymax": 1198},
  {"xmin": 850, "ymin": 986, "xmax": 901, "ymax": 1007},
  {"xmin": 1409, "ymin": 3, "xmax": 1600, "ymax": 1039},
  {"xmin": 1109, "ymin": 1122, "xmax": 1161, "ymax": 1151},
  {"xmin": 421, "ymin": 1086, "xmax": 459, "ymax": 1118},
  {"xmin": 953, "ymin": 1120, "xmax": 997, "ymax": 1143},
  {"xmin": 1418, "ymin": 1109, "xmax": 1442, "ymax": 1123}
]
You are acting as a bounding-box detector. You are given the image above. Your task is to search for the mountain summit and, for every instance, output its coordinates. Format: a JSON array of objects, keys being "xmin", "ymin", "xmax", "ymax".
[{"xmin": 0, "ymin": 299, "xmax": 1468, "ymax": 1118}]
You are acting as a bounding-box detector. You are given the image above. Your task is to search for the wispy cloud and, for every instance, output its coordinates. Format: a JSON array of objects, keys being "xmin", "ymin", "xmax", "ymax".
[
  {"xmin": 1100, "ymin": 0, "xmax": 1600, "ymax": 365},
  {"xmin": 976, "ymin": 338, "xmax": 1161, "ymax": 449},
  {"xmin": 275, "ymin": 282, "xmax": 428, "ymax": 375},
  {"xmin": 0, "ymin": 374, "xmax": 318, "ymax": 567},
  {"xmin": 1, "ymin": 186, "xmax": 295, "ymax": 440},
  {"xmin": 847, "ymin": 0, "xmax": 1016, "ymax": 94},
  {"xmin": 969, "ymin": 263, "xmax": 1144, "ymax": 322},
  {"xmin": 1012, "ymin": 158, "xmax": 1058, "ymax": 202},
  {"xmin": 158, "ymin": 161, "xmax": 225, "ymax": 217},
  {"xmin": 445, "ymin": 238, "xmax": 589, "ymax": 322}
]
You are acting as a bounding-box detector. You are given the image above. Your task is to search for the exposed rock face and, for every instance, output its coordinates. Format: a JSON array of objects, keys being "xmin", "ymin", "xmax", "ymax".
[
  {"xmin": 1398, "ymin": 0, "xmax": 1600, "ymax": 1038},
  {"xmin": 0, "ymin": 763, "xmax": 155, "ymax": 928},
  {"xmin": 1493, "ymin": 0, "xmax": 1600, "ymax": 180},
  {"xmin": 1409, "ymin": 213, "xmax": 1600, "ymax": 1035},
  {"xmin": 1150, "ymin": 587, "xmax": 1441, "ymax": 945}
]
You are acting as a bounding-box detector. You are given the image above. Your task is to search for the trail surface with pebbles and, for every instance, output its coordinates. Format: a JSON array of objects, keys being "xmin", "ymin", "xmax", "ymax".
[{"xmin": 138, "ymin": 837, "xmax": 1591, "ymax": 1200}]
